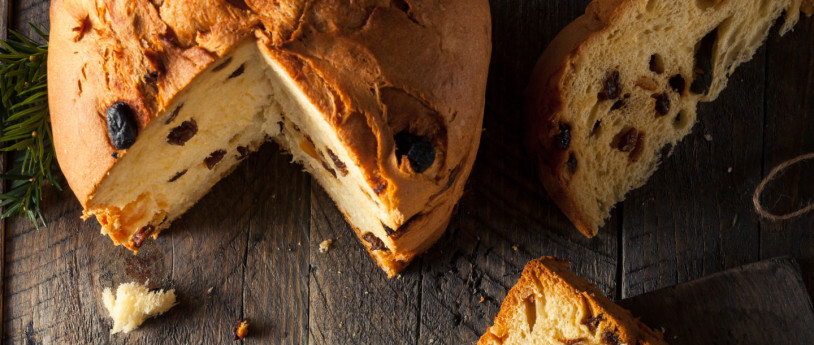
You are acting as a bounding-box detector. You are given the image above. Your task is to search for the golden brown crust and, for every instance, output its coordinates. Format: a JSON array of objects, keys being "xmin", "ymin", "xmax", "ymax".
[
  {"xmin": 49, "ymin": 0, "xmax": 491, "ymax": 275},
  {"xmin": 479, "ymin": 257, "xmax": 668, "ymax": 345}
]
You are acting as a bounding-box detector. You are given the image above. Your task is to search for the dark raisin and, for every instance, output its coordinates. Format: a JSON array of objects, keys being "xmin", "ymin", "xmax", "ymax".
[
  {"xmin": 165, "ymin": 103, "xmax": 183, "ymax": 124},
  {"xmin": 558, "ymin": 338, "xmax": 588, "ymax": 345},
  {"xmin": 326, "ymin": 148, "xmax": 349, "ymax": 176},
  {"xmin": 649, "ymin": 54, "xmax": 664, "ymax": 74},
  {"xmin": 653, "ymin": 93, "xmax": 670, "ymax": 116},
  {"xmin": 553, "ymin": 123, "xmax": 571, "ymax": 150},
  {"xmin": 629, "ymin": 132, "xmax": 646, "ymax": 162},
  {"xmin": 581, "ymin": 313, "xmax": 604, "ymax": 332},
  {"xmin": 382, "ymin": 223, "xmax": 396, "ymax": 236},
  {"xmin": 106, "ymin": 101, "xmax": 139, "ymax": 150},
  {"xmin": 394, "ymin": 131, "xmax": 436, "ymax": 173},
  {"xmin": 111, "ymin": 152, "xmax": 118, "ymax": 159},
  {"xmin": 228, "ymin": 64, "xmax": 245, "ymax": 79},
  {"xmin": 362, "ymin": 233, "xmax": 387, "ymax": 251},
  {"xmin": 617, "ymin": 128, "xmax": 639, "ymax": 152},
  {"xmin": 132, "ymin": 225, "xmax": 155, "ymax": 248},
  {"xmin": 236, "ymin": 146, "xmax": 249, "ymax": 160},
  {"xmin": 168, "ymin": 169, "xmax": 187, "ymax": 182},
  {"xmin": 167, "ymin": 120, "xmax": 198, "ymax": 146},
  {"xmin": 597, "ymin": 71, "xmax": 621, "ymax": 101},
  {"xmin": 691, "ymin": 28, "xmax": 717, "ymax": 95},
  {"xmin": 567, "ymin": 152, "xmax": 577, "ymax": 174},
  {"xmin": 601, "ymin": 331, "xmax": 620, "ymax": 345},
  {"xmin": 371, "ymin": 176, "xmax": 388, "ymax": 195},
  {"xmin": 204, "ymin": 150, "xmax": 227, "ymax": 169},
  {"xmin": 321, "ymin": 161, "xmax": 337, "ymax": 178},
  {"xmin": 611, "ymin": 99, "xmax": 625, "ymax": 111},
  {"xmin": 591, "ymin": 120, "xmax": 601, "ymax": 137},
  {"xmin": 669, "ymin": 74, "xmax": 686, "ymax": 94},
  {"xmin": 212, "ymin": 57, "xmax": 233, "ymax": 72}
]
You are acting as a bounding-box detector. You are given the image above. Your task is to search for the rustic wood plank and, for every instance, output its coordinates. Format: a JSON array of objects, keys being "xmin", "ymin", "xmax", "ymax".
[
  {"xmin": 760, "ymin": 14, "xmax": 814, "ymax": 300},
  {"xmin": 621, "ymin": 28, "xmax": 768, "ymax": 298},
  {"xmin": 308, "ymin": 185, "xmax": 420, "ymax": 345},
  {"xmin": 417, "ymin": 1, "xmax": 618, "ymax": 344},
  {"xmin": 243, "ymin": 143, "xmax": 311, "ymax": 344},
  {"xmin": 619, "ymin": 257, "xmax": 814, "ymax": 345}
]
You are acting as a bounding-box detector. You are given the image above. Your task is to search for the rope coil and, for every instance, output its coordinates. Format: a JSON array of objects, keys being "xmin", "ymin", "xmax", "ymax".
[{"xmin": 753, "ymin": 152, "xmax": 814, "ymax": 221}]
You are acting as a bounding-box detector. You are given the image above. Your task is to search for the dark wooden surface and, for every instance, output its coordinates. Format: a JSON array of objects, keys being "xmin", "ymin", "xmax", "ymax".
[
  {"xmin": 620, "ymin": 257, "xmax": 814, "ymax": 345},
  {"xmin": 2, "ymin": 1, "xmax": 813, "ymax": 344}
]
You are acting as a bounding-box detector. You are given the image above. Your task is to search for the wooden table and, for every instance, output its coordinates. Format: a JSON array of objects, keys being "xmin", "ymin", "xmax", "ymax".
[{"xmin": 2, "ymin": 1, "xmax": 813, "ymax": 344}]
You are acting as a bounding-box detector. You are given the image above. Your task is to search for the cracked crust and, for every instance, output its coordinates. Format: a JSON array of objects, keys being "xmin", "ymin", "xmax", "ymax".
[
  {"xmin": 479, "ymin": 257, "xmax": 667, "ymax": 345},
  {"xmin": 48, "ymin": 0, "xmax": 491, "ymax": 276}
]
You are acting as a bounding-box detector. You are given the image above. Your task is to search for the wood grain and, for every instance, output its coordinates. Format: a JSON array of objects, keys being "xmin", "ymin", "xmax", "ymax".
[
  {"xmin": 308, "ymin": 186, "xmax": 420, "ymax": 345},
  {"xmin": 761, "ymin": 15, "xmax": 814, "ymax": 300},
  {"xmin": 620, "ymin": 257, "xmax": 814, "ymax": 345},
  {"xmin": 2, "ymin": 0, "xmax": 814, "ymax": 344},
  {"xmin": 619, "ymin": 18, "xmax": 809, "ymax": 299}
]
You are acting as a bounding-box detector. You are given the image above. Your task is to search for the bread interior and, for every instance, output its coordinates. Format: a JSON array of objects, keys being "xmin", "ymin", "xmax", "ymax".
[
  {"xmin": 553, "ymin": 0, "xmax": 801, "ymax": 232},
  {"xmin": 86, "ymin": 39, "xmax": 394, "ymax": 252}
]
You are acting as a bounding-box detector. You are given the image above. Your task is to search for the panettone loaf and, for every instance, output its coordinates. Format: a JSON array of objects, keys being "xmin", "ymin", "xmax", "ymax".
[
  {"xmin": 479, "ymin": 257, "xmax": 668, "ymax": 345},
  {"xmin": 527, "ymin": 0, "xmax": 812, "ymax": 237},
  {"xmin": 48, "ymin": 0, "xmax": 491, "ymax": 277}
]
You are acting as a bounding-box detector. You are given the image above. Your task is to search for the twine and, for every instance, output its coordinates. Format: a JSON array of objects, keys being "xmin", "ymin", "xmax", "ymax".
[{"xmin": 753, "ymin": 152, "xmax": 814, "ymax": 221}]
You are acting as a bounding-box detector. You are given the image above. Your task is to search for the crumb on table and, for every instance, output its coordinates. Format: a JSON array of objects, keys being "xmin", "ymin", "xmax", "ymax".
[{"xmin": 319, "ymin": 239, "xmax": 334, "ymax": 253}]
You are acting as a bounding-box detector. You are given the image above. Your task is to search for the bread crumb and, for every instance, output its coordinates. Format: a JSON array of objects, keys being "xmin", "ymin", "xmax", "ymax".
[
  {"xmin": 233, "ymin": 318, "xmax": 250, "ymax": 340},
  {"xmin": 704, "ymin": 134, "xmax": 713, "ymax": 142},
  {"xmin": 319, "ymin": 239, "xmax": 333, "ymax": 253},
  {"xmin": 479, "ymin": 296, "xmax": 485, "ymax": 303},
  {"xmin": 727, "ymin": 166, "xmax": 733, "ymax": 173},
  {"xmin": 103, "ymin": 282, "xmax": 176, "ymax": 334},
  {"xmin": 511, "ymin": 245, "xmax": 519, "ymax": 251}
]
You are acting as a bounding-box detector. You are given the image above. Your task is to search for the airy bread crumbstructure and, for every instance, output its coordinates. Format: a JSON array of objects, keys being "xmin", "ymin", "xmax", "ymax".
[
  {"xmin": 479, "ymin": 257, "xmax": 667, "ymax": 345},
  {"xmin": 103, "ymin": 282, "xmax": 176, "ymax": 334},
  {"xmin": 527, "ymin": 0, "xmax": 812, "ymax": 237},
  {"xmin": 48, "ymin": 1, "xmax": 491, "ymax": 276}
]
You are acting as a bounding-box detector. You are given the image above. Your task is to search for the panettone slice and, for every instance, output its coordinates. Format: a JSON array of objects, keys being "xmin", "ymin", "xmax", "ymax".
[
  {"xmin": 479, "ymin": 257, "xmax": 668, "ymax": 345},
  {"xmin": 526, "ymin": 0, "xmax": 811, "ymax": 237},
  {"xmin": 47, "ymin": 0, "xmax": 491, "ymax": 277}
]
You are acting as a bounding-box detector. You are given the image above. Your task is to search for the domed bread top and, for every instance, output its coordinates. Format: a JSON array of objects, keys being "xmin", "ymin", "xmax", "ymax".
[{"xmin": 48, "ymin": 0, "xmax": 491, "ymax": 276}]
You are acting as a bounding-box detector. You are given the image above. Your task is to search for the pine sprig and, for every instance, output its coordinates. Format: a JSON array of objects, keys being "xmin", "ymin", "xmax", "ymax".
[{"xmin": 0, "ymin": 25, "xmax": 60, "ymax": 228}]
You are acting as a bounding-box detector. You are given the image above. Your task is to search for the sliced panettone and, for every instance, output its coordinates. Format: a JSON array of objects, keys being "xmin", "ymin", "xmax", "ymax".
[
  {"xmin": 526, "ymin": 0, "xmax": 812, "ymax": 237},
  {"xmin": 48, "ymin": 0, "xmax": 491, "ymax": 277},
  {"xmin": 479, "ymin": 257, "xmax": 667, "ymax": 345}
]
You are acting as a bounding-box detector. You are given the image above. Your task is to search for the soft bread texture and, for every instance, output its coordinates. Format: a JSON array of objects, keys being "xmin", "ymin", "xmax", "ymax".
[
  {"xmin": 48, "ymin": 1, "xmax": 491, "ymax": 277},
  {"xmin": 527, "ymin": 0, "xmax": 812, "ymax": 237},
  {"xmin": 479, "ymin": 257, "xmax": 667, "ymax": 345},
  {"xmin": 102, "ymin": 282, "xmax": 176, "ymax": 334}
]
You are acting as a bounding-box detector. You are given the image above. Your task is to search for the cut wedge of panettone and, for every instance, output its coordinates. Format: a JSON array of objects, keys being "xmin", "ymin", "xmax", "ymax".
[
  {"xmin": 48, "ymin": 0, "xmax": 491, "ymax": 277},
  {"xmin": 479, "ymin": 257, "xmax": 668, "ymax": 345}
]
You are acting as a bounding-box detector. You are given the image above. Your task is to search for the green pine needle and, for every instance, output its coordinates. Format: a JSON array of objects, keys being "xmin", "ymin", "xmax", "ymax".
[{"xmin": 0, "ymin": 25, "xmax": 60, "ymax": 228}]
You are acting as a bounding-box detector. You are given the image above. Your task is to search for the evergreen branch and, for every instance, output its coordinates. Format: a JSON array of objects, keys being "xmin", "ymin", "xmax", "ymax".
[{"xmin": 0, "ymin": 26, "xmax": 60, "ymax": 228}]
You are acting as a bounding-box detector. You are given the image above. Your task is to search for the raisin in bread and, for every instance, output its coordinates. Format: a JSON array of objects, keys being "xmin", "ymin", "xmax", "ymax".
[
  {"xmin": 526, "ymin": 0, "xmax": 812, "ymax": 237},
  {"xmin": 48, "ymin": 0, "xmax": 491, "ymax": 277},
  {"xmin": 479, "ymin": 257, "xmax": 667, "ymax": 345}
]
